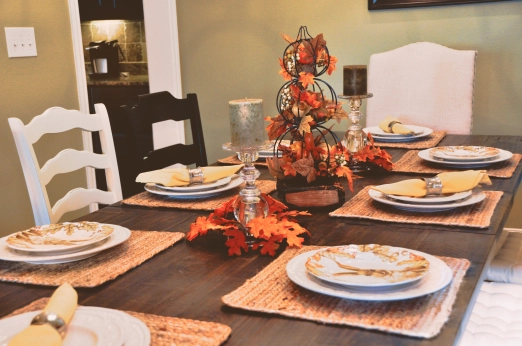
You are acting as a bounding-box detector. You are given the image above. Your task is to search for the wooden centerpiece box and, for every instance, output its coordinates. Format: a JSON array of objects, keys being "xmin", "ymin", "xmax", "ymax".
[{"xmin": 276, "ymin": 176, "xmax": 345, "ymax": 210}]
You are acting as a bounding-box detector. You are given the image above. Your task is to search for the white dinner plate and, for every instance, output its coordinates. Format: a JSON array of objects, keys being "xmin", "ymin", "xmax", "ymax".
[
  {"xmin": 0, "ymin": 225, "xmax": 131, "ymax": 264},
  {"xmin": 364, "ymin": 125, "xmax": 433, "ymax": 142},
  {"xmin": 418, "ymin": 148, "xmax": 513, "ymax": 168},
  {"xmin": 145, "ymin": 175, "xmax": 242, "ymax": 199},
  {"xmin": 429, "ymin": 146, "xmax": 500, "ymax": 162},
  {"xmin": 369, "ymin": 189, "xmax": 486, "ymax": 212},
  {"xmin": 287, "ymin": 248, "xmax": 453, "ymax": 301},
  {"xmin": 305, "ymin": 245, "xmax": 430, "ymax": 288},
  {"xmin": 384, "ymin": 190, "xmax": 473, "ymax": 205},
  {"xmin": 6, "ymin": 222, "xmax": 114, "ymax": 254},
  {"xmin": 0, "ymin": 306, "xmax": 150, "ymax": 346},
  {"xmin": 154, "ymin": 175, "xmax": 232, "ymax": 192}
]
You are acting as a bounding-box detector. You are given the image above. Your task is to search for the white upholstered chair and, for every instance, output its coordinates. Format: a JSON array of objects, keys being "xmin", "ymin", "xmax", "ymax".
[
  {"xmin": 8, "ymin": 104, "xmax": 122, "ymax": 226},
  {"xmin": 366, "ymin": 42, "xmax": 477, "ymax": 135}
]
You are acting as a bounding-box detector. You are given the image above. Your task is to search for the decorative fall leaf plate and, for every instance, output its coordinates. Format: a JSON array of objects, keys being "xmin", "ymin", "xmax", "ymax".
[
  {"xmin": 6, "ymin": 222, "xmax": 114, "ymax": 253},
  {"xmin": 418, "ymin": 148, "xmax": 513, "ymax": 168},
  {"xmin": 287, "ymin": 247, "xmax": 453, "ymax": 301},
  {"xmin": 368, "ymin": 189, "xmax": 486, "ymax": 212},
  {"xmin": 154, "ymin": 175, "xmax": 233, "ymax": 192},
  {"xmin": 145, "ymin": 176, "xmax": 242, "ymax": 199},
  {"xmin": 305, "ymin": 245, "xmax": 430, "ymax": 288},
  {"xmin": 430, "ymin": 146, "xmax": 500, "ymax": 162},
  {"xmin": 0, "ymin": 225, "xmax": 130, "ymax": 264}
]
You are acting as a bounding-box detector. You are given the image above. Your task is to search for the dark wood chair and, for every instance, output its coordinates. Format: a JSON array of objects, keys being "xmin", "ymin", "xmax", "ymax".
[{"xmin": 123, "ymin": 91, "xmax": 208, "ymax": 178}]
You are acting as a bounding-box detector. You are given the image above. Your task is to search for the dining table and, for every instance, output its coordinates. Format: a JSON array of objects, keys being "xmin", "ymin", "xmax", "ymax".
[{"xmin": 1, "ymin": 134, "xmax": 521, "ymax": 346}]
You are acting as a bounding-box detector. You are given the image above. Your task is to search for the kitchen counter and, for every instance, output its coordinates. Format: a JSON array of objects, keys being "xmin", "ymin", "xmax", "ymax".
[{"xmin": 86, "ymin": 74, "xmax": 149, "ymax": 86}]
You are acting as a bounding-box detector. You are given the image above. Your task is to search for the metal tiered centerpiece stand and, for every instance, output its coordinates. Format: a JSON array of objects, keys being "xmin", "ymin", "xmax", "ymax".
[
  {"xmin": 338, "ymin": 93, "xmax": 373, "ymax": 172},
  {"xmin": 222, "ymin": 142, "xmax": 272, "ymax": 239}
]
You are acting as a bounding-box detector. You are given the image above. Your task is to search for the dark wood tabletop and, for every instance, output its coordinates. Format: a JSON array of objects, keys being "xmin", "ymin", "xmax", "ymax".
[{"xmin": 1, "ymin": 135, "xmax": 521, "ymax": 346}]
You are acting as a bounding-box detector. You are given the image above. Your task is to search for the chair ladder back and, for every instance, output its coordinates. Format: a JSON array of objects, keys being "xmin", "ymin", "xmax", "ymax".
[
  {"xmin": 8, "ymin": 104, "xmax": 122, "ymax": 226},
  {"xmin": 8, "ymin": 117, "xmax": 52, "ymax": 226}
]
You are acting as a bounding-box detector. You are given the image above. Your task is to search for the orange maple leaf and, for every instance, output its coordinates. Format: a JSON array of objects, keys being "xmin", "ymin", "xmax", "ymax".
[
  {"xmin": 327, "ymin": 55, "xmax": 338, "ymax": 75},
  {"xmin": 265, "ymin": 194, "xmax": 288, "ymax": 214},
  {"xmin": 214, "ymin": 197, "xmax": 237, "ymax": 218},
  {"xmin": 300, "ymin": 91, "xmax": 322, "ymax": 109},
  {"xmin": 298, "ymin": 72, "xmax": 315, "ymax": 89},
  {"xmin": 278, "ymin": 58, "xmax": 292, "ymax": 81},
  {"xmin": 187, "ymin": 216, "xmax": 224, "ymax": 240},
  {"xmin": 258, "ymin": 235, "xmax": 285, "ymax": 256},
  {"xmin": 265, "ymin": 114, "xmax": 288, "ymax": 140},
  {"xmin": 280, "ymin": 32, "xmax": 294, "ymax": 43},
  {"xmin": 334, "ymin": 166, "xmax": 354, "ymax": 192},
  {"xmin": 224, "ymin": 227, "xmax": 248, "ymax": 256},
  {"xmin": 281, "ymin": 160, "xmax": 297, "ymax": 177},
  {"xmin": 248, "ymin": 216, "xmax": 279, "ymax": 239}
]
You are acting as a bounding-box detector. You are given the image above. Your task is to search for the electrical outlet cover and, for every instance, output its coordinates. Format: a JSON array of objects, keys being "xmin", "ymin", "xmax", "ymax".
[{"xmin": 5, "ymin": 27, "xmax": 37, "ymax": 58}]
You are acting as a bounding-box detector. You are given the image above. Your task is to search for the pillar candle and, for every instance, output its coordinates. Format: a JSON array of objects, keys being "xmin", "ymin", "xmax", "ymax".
[
  {"xmin": 343, "ymin": 65, "xmax": 367, "ymax": 96},
  {"xmin": 229, "ymin": 98, "xmax": 265, "ymax": 147}
]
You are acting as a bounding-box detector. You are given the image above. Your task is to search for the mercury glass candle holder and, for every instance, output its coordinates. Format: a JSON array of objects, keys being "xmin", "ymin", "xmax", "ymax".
[
  {"xmin": 222, "ymin": 141, "xmax": 272, "ymax": 230},
  {"xmin": 338, "ymin": 93, "xmax": 373, "ymax": 171}
]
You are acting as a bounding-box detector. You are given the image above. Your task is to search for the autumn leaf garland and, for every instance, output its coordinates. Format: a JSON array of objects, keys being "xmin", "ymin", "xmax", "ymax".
[{"xmin": 187, "ymin": 194, "xmax": 311, "ymax": 256}]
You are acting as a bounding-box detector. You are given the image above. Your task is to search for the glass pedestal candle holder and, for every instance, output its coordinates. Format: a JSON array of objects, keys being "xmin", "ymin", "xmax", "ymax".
[
  {"xmin": 222, "ymin": 141, "xmax": 272, "ymax": 235},
  {"xmin": 338, "ymin": 93, "xmax": 373, "ymax": 172}
]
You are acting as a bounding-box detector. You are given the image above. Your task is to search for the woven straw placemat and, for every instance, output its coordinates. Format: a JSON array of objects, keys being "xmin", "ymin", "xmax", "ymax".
[
  {"xmin": 123, "ymin": 180, "xmax": 276, "ymax": 210},
  {"xmin": 218, "ymin": 155, "xmax": 268, "ymax": 166},
  {"xmin": 0, "ymin": 231, "xmax": 184, "ymax": 287},
  {"xmin": 222, "ymin": 245, "xmax": 469, "ymax": 339},
  {"xmin": 4, "ymin": 298, "xmax": 231, "ymax": 346},
  {"xmin": 393, "ymin": 151, "xmax": 522, "ymax": 178},
  {"xmin": 329, "ymin": 186, "xmax": 502, "ymax": 228},
  {"xmin": 373, "ymin": 131, "xmax": 446, "ymax": 149}
]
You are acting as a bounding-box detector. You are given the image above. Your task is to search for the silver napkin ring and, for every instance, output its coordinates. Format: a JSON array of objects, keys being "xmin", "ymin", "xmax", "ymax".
[
  {"xmin": 31, "ymin": 311, "xmax": 67, "ymax": 337},
  {"xmin": 424, "ymin": 176, "xmax": 443, "ymax": 196},
  {"xmin": 388, "ymin": 121, "xmax": 402, "ymax": 133},
  {"xmin": 188, "ymin": 167, "xmax": 204, "ymax": 184}
]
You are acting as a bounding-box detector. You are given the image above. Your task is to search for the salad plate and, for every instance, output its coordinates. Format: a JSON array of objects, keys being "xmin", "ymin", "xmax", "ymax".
[
  {"xmin": 0, "ymin": 225, "xmax": 130, "ymax": 264},
  {"xmin": 369, "ymin": 189, "xmax": 486, "ymax": 212},
  {"xmin": 0, "ymin": 306, "xmax": 150, "ymax": 346},
  {"xmin": 145, "ymin": 176, "xmax": 242, "ymax": 199},
  {"xmin": 418, "ymin": 148, "xmax": 513, "ymax": 168},
  {"xmin": 287, "ymin": 248, "xmax": 453, "ymax": 301},
  {"xmin": 6, "ymin": 222, "xmax": 114, "ymax": 254},
  {"xmin": 363, "ymin": 125, "xmax": 433, "ymax": 142},
  {"xmin": 384, "ymin": 190, "xmax": 472, "ymax": 205},
  {"xmin": 305, "ymin": 245, "xmax": 430, "ymax": 288},
  {"xmin": 429, "ymin": 146, "xmax": 500, "ymax": 162},
  {"xmin": 154, "ymin": 175, "xmax": 232, "ymax": 192}
]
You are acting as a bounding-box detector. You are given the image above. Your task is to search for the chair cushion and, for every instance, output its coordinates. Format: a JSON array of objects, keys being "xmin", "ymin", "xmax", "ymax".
[
  {"xmin": 460, "ymin": 282, "xmax": 522, "ymax": 346},
  {"xmin": 486, "ymin": 229, "xmax": 522, "ymax": 284}
]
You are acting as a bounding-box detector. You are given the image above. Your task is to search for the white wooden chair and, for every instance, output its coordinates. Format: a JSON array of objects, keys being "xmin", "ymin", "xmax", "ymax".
[
  {"xmin": 366, "ymin": 42, "xmax": 477, "ymax": 135},
  {"xmin": 8, "ymin": 104, "xmax": 122, "ymax": 226}
]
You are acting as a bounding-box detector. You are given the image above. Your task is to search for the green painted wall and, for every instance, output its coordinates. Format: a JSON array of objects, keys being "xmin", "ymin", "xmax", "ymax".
[
  {"xmin": 176, "ymin": 0, "xmax": 522, "ymax": 227},
  {"xmin": 0, "ymin": 0, "xmax": 85, "ymax": 236}
]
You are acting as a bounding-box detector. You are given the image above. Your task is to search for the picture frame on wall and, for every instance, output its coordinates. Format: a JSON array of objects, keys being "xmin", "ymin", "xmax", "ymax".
[{"xmin": 369, "ymin": 0, "xmax": 508, "ymax": 10}]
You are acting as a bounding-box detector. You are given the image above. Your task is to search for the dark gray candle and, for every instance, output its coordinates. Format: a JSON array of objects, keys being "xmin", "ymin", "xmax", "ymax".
[{"xmin": 343, "ymin": 65, "xmax": 367, "ymax": 96}]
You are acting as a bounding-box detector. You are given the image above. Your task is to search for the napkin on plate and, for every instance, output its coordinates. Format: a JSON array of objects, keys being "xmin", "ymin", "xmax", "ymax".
[
  {"xmin": 370, "ymin": 170, "xmax": 492, "ymax": 197},
  {"xmin": 378, "ymin": 116, "xmax": 415, "ymax": 135},
  {"xmin": 9, "ymin": 283, "xmax": 78, "ymax": 346},
  {"xmin": 135, "ymin": 164, "xmax": 243, "ymax": 187}
]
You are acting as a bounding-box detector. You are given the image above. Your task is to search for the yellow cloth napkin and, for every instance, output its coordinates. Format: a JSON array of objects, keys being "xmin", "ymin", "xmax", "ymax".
[
  {"xmin": 9, "ymin": 283, "xmax": 78, "ymax": 346},
  {"xmin": 136, "ymin": 165, "xmax": 244, "ymax": 187},
  {"xmin": 378, "ymin": 116, "xmax": 415, "ymax": 135},
  {"xmin": 371, "ymin": 170, "xmax": 492, "ymax": 197}
]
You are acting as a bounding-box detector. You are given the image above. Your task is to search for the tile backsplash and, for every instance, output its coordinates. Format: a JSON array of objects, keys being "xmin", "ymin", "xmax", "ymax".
[{"xmin": 82, "ymin": 20, "xmax": 147, "ymax": 76}]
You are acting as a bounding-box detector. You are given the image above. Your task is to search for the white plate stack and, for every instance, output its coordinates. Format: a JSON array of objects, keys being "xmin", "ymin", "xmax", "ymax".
[
  {"xmin": 0, "ymin": 222, "xmax": 131, "ymax": 264},
  {"xmin": 368, "ymin": 189, "xmax": 486, "ymax": 212},
  {"xmin": 363, "ymin": 125, "xmax": 433, "ymax": 143},
  {"xmin": 286, "ymin": 245, "xmax": 453, "ymax": 301},
  {"xmin": 145, "ymin": 174, "xmax": 242, "ymax": 199},
  {"xmin": 419, "ymin": 146, "xmax": 513, "ymax": 168},
  {"xmin": 0, "ymin": 306, "xmax": 150, "ymax": 346}
]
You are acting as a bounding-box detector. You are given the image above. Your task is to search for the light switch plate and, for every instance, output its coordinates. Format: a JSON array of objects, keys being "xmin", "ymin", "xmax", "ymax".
[{"xmin": 5, "ymin": 27, "xmax": 37, "ymax": 58}]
